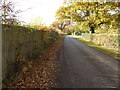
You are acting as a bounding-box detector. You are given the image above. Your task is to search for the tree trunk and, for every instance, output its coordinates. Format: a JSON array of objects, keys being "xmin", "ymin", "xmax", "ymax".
[{"xmin": 90, "ymin": 26, "xmax": 95, "ymax": 33}]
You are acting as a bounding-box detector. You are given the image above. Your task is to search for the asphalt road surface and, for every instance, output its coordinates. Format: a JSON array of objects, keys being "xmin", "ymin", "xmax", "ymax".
[{"xmin": 57, "ymin": 35, "xmax": 118, "ymax": 88}]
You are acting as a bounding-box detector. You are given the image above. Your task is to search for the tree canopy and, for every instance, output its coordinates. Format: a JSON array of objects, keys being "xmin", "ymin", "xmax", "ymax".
[
  {"xmin": 0, "ymin": 0, "xmax": 21, "ymax": 25},
  {"xmin": 55, "ymin": 1, "xmax": 120, "ymax": 33}
]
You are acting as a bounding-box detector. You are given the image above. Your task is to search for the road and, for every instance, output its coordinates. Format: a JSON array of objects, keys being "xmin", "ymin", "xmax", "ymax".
[{"xmin": 57, "ymin": 35, "xmax": 118, "ymax": 88}]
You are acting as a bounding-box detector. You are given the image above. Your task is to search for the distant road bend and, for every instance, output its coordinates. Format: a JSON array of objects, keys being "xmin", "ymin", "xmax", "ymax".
[{"xmin": 58, "ymin": 35, "xmax": 118, "ymax": 88}]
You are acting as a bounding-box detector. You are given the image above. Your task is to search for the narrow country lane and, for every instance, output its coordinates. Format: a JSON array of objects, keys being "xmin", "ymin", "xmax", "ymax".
[{"xmin": 57, "ymin": 35, "xmax": 118, "ymax": 88}]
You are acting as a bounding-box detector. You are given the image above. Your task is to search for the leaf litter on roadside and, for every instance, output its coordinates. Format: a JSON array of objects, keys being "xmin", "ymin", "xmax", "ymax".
[{"xmin": 3, "ymin": 37, "xmax": 64, "ymax": 89}]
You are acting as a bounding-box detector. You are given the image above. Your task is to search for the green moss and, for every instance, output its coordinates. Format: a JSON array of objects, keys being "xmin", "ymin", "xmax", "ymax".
[{"xmin": 76, "ymin": 38, "xmax": 120, "ymax": 59}]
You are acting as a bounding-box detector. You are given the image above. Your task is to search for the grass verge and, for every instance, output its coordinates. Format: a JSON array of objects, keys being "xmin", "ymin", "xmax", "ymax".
[{"xmin": 76, "ymin": 38, "xmax": 120, "ymax": 59}]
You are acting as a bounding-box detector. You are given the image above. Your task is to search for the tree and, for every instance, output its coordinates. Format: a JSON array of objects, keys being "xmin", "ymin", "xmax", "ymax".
[
  {"xmin": 0, "ymin": 0, "xmax": 21, "ymax": 25},
  {"xmin": 29, "ymin": 17, "xmax": 45, "ymax": 26},
  {"xmin": 56, "ymin": 1, "xmax": 120, "ymax": 33},
  {"xmin": 51, "ymin": 20, "xmax": 71, "ymax": 31},
  {"xmin": 64, "ymin": 25, "xmax": 73, "ymax": 34},
  {"xmin": 26, "ymin": 17, "xmax": 50, "ymax": 31}
]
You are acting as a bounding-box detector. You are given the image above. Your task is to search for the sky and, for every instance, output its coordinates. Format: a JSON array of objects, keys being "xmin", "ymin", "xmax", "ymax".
[
  {"xmin": 13, "ymin": 0, "xmax": 119, "ymax": 26},
  {"xmin": 14, "ymin": 0, "xmax": 64, "ymax": 26}
]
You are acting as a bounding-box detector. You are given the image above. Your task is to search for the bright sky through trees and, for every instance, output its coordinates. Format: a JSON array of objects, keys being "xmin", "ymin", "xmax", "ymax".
[{"xmin": 14, "ymin": 0, "xmax": 64, "ymax": 26}]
